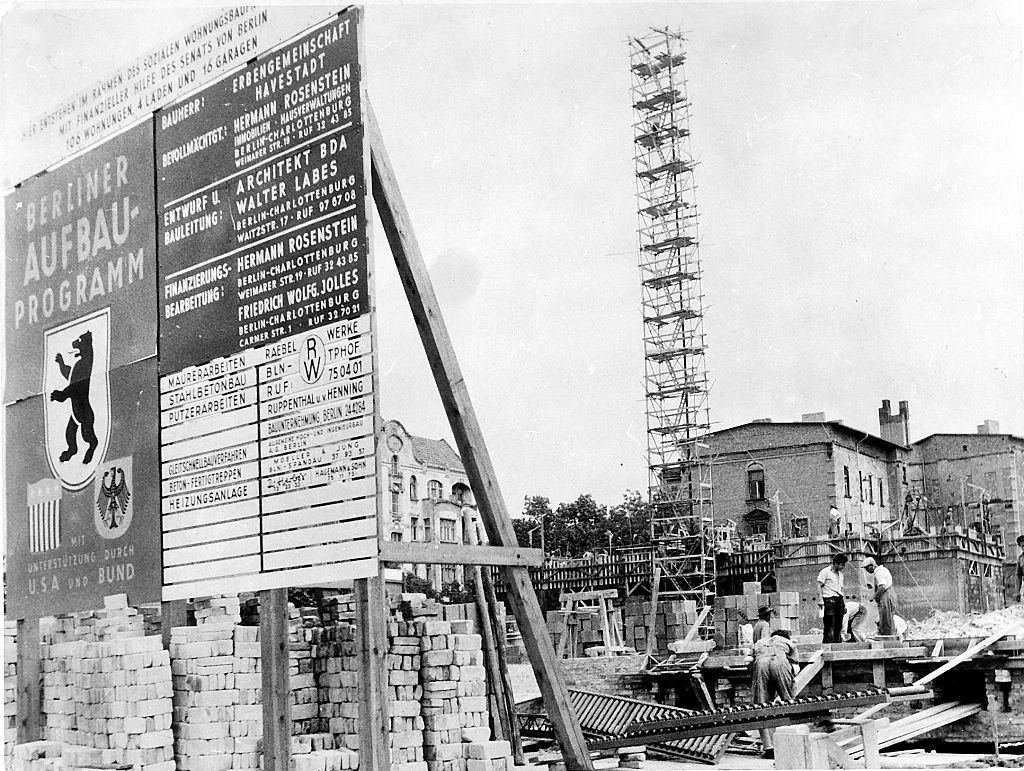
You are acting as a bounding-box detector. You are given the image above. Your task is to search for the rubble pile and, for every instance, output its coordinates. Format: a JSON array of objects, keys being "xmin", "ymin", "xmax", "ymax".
[{"xmin": 905, "ymin": 604, "xmax": 1024, "ymax": 639}]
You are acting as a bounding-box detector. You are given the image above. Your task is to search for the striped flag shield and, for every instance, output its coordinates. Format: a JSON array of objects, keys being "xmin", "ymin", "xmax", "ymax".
[{"xmin": 27, "ymin": 478, "xmax": 63, "ymax": 553}]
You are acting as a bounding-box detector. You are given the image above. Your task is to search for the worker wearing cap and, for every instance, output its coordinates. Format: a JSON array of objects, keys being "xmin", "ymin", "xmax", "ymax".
[
  {"xmin": 863, "ymin": 557, "xmax": 898, "ymax": 636},
  {"xmin": 817, "ymin": 553, "xmax": 848, "ymax": 644},
  {"xmin": 751, "ymin": 629, "xmax": 798, "ymax": 759}
]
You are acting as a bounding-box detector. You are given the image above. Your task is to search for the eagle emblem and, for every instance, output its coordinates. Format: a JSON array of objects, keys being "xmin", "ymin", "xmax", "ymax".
[{"xmin": 93, "ymin": 457, "xmax": 133, "ymax": 539}]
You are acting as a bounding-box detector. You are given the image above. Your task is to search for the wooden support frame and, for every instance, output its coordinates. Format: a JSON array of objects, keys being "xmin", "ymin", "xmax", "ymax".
[
  {"xmin": 379, "ymin": 540, "xmax": 544, "ymax": 567},
  {"xmin": 356, "ymin": 577, "xmax": 390, "ymax": 771},
  {"xmin": 260, "ymin": 588, "xmax": 292, "ymax": 771},
  {"xmin": 369, "ymin": 103, "xmax": 593, "ymax": 770},
  {"xmin": 15, "ymin": 616, "xmax": 41, "ymax": 744}
]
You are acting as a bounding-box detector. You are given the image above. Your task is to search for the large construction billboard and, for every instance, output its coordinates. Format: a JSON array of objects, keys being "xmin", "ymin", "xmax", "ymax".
[
  {"xmin": 3, "ymin": 121, "xmax": 161, "ymax": 617},
  {"xmin": 4, "ymin": 7, "xmax": 379, "ymax": 617}
]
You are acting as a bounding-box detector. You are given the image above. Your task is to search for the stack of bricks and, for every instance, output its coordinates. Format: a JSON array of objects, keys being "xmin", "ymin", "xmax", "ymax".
[
  {"xmin": 40, "ymin": 634, "xmax": 173, "ymax": 771},
  {"xmin": 5, "ymin": 621, "xmax": 17, "ymax": 763},
  {"xmin": 388, "ymin": 598, "xmax": 426, "ymax": 770},
  {"xmin": 289, "ymin": 604, "xmax": 321, "ymax": 734},
  {"xmin": 544, "ymin": 607, "xmax": 626, "ymax": 658},
  {"xmin": 170, "ymin": 595, "xmax": 261, "ymax": 771},
  {"xmin": 714, "ymin": 584, "xmax": 801, "ymax": 647},
  {"xmin": 313, "ymin": 618, "xmax": 360, "ymax": 753},
  {"xmin": 11, "ymin": 741, "xmax": 62, "ymax": 771},
  {"xmin": 622, "ymin": 596, "xmax": 698, "ymax": 653},
  {"xmin": 289, "ymin": 732, "xmax": 359, "ymax": 771}
]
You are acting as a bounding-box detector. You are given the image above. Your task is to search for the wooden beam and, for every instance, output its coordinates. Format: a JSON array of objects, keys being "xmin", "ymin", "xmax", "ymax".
[
  {"xmin": 644, "ymin": 565, "xmax": 662, "ymax": 658},
  {"xmin": 161, "ymin": 600, "xmax": 186, "ymax": 651},
  {"xmin": 379, "ymin": 540, "xmax": 544, "ymax": 567},
  {"xmin": 683, "ymin": 606, "xmax": 710, "ymax": 643},
  {"xmin": 16, "ymin": 616, "xmax": 41, "ymax": 744},
  {"xmin": 792, "ymin": 650, "xmax": 824, "ymax": 695},
  {"xmin": 369, "ymin": 103, "xmax": 593, "ymax": 770},
  {"xmin": 260, "ymin": 588, "xmax": 292, "ymax": 771},
  {"xmin": 913, "ymin": 629, "xmax": 1010, "ymax": 688},
  {"xmin": 356, "ymin": 577, "xmax": 390, "ymax": 771}
]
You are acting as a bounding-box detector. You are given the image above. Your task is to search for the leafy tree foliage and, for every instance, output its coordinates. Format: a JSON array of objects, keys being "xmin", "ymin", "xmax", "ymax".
[{"xmin": 513, "ymin": 490, "xmax": 653, "ymax": 557}]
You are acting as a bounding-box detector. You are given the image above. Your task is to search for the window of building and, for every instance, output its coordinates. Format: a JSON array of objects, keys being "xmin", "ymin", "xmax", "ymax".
[
  {"xmin": 391, "ymin": 491, "xmax": 400, "ymax": 519},
  {"xmin": 859, "ymin": 471, "xmax": 865, "ymax": 501},
  {"xmin": 391, "ymin": 454, "xmax": 400, "ymax": 477},
  {"xmin": 747, "ymin": 465, "xmax": 765, "ymax": 500},
  {"xmin": 902, "ymin": 466, "xmax": 907, "ymax": 484},
  {"xmin": 868, "ymin": 474, "xmax": 874, "ymax": 504},
  {"xmin": 439, "ymin": 519, "xmax": 457, "ymax": 543},
  {"xmin": 428, "ymin": 480, "xmax": 443, "ymax": 502},
  {"xmin": 878, "ymin": 479, "xmax": 885, "ymax": 507},
  {"xmin": 844, "ymin": 467, "xmax": 851, "ymax": 498},
  {"xmin": 410, "ymin": 517, "xmax": 419, "ymax": 541},
  {"xmin": 409, "ymin": 475, "xmax": 418, "ymax": 501},
  {"xmin": 792, "ymin": 517, "xmax": 809, "ymax": 538},
  {"xmin": 424, "ymin": 517, "xmax": 432, "ymax": 543},
  {"xmin": 750, "ymin": 520, "xmax": 769, "ymax": 537},
  {"xmin": 442, "ymin": 566, "xmax": 457, "ymax": 585},
  {"xmin": 452, "ymin": 484, "xmax": 467, "ymax": 504},
  {"xmin": 390, "ymin": 531, "xmax": 402, "ymax": 542}
]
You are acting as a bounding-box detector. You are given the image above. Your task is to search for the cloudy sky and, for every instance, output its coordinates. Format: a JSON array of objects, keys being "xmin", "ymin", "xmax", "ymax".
[{"xmin": 2, "ymin": 1, "xmax": 1022, "ymax": 514}]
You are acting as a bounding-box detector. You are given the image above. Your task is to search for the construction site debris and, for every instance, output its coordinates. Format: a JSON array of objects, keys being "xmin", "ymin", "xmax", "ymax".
[{"xmin": 905, "ymin": 605, "xmax": 1024, "ymax": 640}]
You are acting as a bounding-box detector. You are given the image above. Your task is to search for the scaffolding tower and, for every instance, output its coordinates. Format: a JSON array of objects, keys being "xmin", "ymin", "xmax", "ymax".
[{"xmin": 629, "ymin": 28, "xmax": 715, "ymax": 636}]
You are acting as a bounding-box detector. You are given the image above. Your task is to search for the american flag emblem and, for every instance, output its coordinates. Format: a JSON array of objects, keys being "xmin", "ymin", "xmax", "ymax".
[{"xmin": 27, "ymin": 479, "xmax": 63, "ymax": 553}]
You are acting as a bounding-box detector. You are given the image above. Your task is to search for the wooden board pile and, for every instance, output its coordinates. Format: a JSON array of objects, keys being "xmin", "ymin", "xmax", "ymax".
[
  {"xmin": 714, "ymin": 583, "xmax": 800, "ymax": 647},
  {"xmin": 5, "ymin": 621, "xmax": 16, "ymax": 763},
  {"xmin": 169, "ymin": 596, "xmax": 261, "ymax": 771},
  {"xmin": 622, "ymin": 596, "xmax": 698, "ymax": 653},
  {"xmin": 40, "ymin": 634, "xmax": 174, "ymax": 770}
]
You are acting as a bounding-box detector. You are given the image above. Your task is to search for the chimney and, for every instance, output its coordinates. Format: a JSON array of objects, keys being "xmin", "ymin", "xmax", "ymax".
[
  {"xmin": 752, "ymin": 417, "xmax": 773, "ymax": 424},
  {"xmin": 977, "ymin": 419, "xmax": 1000, "ymax": 435},
  {"xmin": 801, "ymin": 412, "xmax": 826, "ymax": 422},
  {"xmin": 878, "ymin": 399, "xmax": 910, "ymax": 446}
]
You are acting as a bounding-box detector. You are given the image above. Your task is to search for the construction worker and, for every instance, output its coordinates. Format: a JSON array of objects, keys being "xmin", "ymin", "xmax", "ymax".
[
  {"xmin": 751, "ymin": 629, "xmax": 798, "ymax": 759},
  {"xmin": 752, "ymin": 604, "xmax": 772, "ymax": 643},
  {"xmin": 817, "ymin": 553, "xmax": 848, "ymax": 644},
  {"xmin": 1016, "ymin": 535, "xmax": 1024, "ymax": 602},
  {"xmin": 862, "ymin": 557, "xmax": 898, "ymax": 636}
]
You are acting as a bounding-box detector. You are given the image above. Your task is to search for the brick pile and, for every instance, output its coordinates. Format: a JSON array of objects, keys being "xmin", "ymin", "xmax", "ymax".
[
  {"xmin": 714, "ymin": 584, "xmax": 800, "ymax": 647},
  {"xmin": 622, "ymin": 596, "xmax": 698, "ymax": 653},
  {"xmin": 313, "ymin": 619, "xmax": 360, "ymax": 752},
  {"xmin": 41, "ymin": 634, "xmax": 173, "ymax": 770},
  {"xmin": 169, "ymin": 596, "xmax": 261, "ymax": 771},
  {"xmin": 289, "ymin": 732, "xmax": 358, "ymax": 771},
  {"xmin": 5, "ymin": 621, "xmax": 16, "ymax": 763},
  {"xmin": 388, "ymin": 601, "xmax": 426, "ymax": 770},
  {"xmin": 290, "ymin": 604, "xmax": 321, "ymax": 734},
  {"xmin": 12, "ymin": 740, "xmax": 62, "ymax": 771}
]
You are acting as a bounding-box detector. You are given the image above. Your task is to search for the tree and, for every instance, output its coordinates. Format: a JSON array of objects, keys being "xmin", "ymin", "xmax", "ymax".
[{"xmin": 608, "ymin": 489, "xmax": 652, "ymax": 548}]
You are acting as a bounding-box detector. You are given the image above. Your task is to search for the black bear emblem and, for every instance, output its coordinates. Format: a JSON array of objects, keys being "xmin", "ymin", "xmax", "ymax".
[{"xmin": 49, "ymin": 330, "xmax": 99, "ymax": 464}]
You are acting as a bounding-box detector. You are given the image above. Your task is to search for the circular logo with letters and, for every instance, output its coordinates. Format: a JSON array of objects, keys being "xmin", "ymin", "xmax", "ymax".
[{"xmin": 300, "ymin": 334, "xmax": 326, "ymax": 385}]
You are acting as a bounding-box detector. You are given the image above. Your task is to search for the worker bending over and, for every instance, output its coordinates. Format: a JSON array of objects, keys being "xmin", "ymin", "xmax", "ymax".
[{"xmin": 751, "ymin": 629, "xmax": 798, "ymax": 759}]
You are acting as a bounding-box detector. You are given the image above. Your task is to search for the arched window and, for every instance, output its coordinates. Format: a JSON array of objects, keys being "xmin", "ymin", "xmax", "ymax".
[
  {"xmin": 427, "ymin": 480, "xmax": 443, "ymax": 502},
  {"xmin": 390, "ymin": 454, "xmax": 400, "ymax": 477},
  {"xmin": 747, "ymin": 463, "xmax": 765, "ymax": 500},
  {"xmin": 409, "ymin": 475, "xmax": 418, "ymax": 501}
]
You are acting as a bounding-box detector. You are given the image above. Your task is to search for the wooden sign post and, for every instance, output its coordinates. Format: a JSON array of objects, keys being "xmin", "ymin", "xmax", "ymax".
[{"xmin": 368, "ymin": 104, "xmax": 594, "ymax": 770}]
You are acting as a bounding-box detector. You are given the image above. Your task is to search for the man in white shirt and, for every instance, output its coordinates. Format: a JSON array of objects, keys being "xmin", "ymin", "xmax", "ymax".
[
  {"xmin": 863, "ymin": 557, "xmax": 898, "ymax": 636},
  {"xmin": 816, "ymin": 553, "xmax": 847, "ymax": 644}
]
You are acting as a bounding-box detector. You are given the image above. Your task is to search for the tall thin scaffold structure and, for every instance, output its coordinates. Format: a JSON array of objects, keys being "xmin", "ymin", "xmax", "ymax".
[{"xmin": 629, "ymin": 28, "xmax": 715, "ymax": 636}]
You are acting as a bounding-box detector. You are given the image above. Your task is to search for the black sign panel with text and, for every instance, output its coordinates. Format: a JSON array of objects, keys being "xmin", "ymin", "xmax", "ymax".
[{"xmin": 156, "ymin": 12, "xmax": 367, "ymax": 374}]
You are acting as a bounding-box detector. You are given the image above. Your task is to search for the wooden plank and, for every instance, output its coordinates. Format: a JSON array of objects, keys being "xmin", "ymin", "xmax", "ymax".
[
  {"xmin": 379, "ymin": 540, "xmax": 544, "ymax": 567},
  {"xmin": 16, "ymin": 616, "xmax": 41, "ymax": 744},
  {"xmin": 368, "ymin": 103, "xmax": 592, "ymax": 770},
  {"xmin": 822, "ymin": 647, "xmax": 927, "ymax": 662},
  {"xmin": 792, "ymin": 650, "xmax": 824, "ymax": 695},
  {"xmin": 913, "ymin": 629, "xmax": 1011, "ymax": 688},
  {"xmin": 356, "ymin": 577, "xmax": 390, "ymax": 771},
  {"xmin": 683, "ymin": 605, "xmax": 710, "ymax": 642},
  {"xmin": 260, "ymin": 588, "xmax": 291, "ymax": 771}
]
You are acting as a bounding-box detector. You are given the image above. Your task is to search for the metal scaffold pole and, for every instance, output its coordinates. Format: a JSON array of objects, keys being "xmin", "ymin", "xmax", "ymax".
[{"xmin": 630, "ymin": 28, "xmax": 716, "ymax": 637}]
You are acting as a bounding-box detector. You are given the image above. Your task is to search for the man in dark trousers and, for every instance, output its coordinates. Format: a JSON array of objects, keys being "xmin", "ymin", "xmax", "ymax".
[
  {"xmin": 817, "ymin": 553, "xmax": 848, "ymax": 644},
  {"xmin": 751, "ymin": 629, "xmax": 799, "ymax": 759}
]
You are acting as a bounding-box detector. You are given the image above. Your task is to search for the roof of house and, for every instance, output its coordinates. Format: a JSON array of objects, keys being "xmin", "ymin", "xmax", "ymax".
[
  {"xmin": 409, "ymin": 435, "xmax": 465, "ymax": 473},
  {"xmin": 914, "ymin": 432, "xmax": 1024, "ymax": 446},
  {"xmin": 711, "ymin": 420, "xmax": 908, "ymax": 454}
]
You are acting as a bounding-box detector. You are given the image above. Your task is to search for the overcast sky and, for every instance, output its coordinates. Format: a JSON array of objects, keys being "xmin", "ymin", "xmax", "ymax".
[{"xmin": 2, "ymin": 1, "xmax": 1022, "ymax": 515}]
